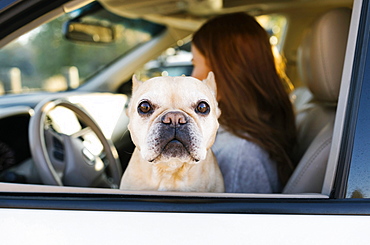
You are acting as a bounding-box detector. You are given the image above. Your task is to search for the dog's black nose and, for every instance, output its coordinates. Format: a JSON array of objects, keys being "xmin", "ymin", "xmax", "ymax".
[{"xmin": 161, "ymin": 112, "xmax": 187, "ymax": 127}]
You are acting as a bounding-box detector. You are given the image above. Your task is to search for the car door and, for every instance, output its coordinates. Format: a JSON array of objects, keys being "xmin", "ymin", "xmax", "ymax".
[{"xmin": 1, "ymin": 0, "xmax": 370, "ymax": 244}]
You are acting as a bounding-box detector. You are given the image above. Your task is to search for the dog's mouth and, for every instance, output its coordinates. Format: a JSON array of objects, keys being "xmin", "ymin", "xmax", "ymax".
[
  {"xmin": 149, "ymin": 138, "xmax": 199, "ymax": 163},
  {"xmin": 165, "ymin": 139, "xmax": 184, "ymax": 148},
  {"xmin": 146, "ymin": 116, "xmax": 203, "ymax": 163}
]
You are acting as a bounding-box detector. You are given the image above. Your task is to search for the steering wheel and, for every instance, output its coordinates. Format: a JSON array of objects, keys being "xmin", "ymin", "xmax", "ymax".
[{"xmin": 29, "ymin": 98, "xmax": 122, "ymax": 188}]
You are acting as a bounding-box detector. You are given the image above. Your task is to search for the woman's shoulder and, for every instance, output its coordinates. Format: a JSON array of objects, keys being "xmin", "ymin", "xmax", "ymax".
[
  {"xmin": 212, "ymin": 127, "xmax": 274, "ymax": 178},
  {"xmin": 212, "ymin": 127, "xmax": 267, "ymax": 159},
  {"xmin": 212, "ymin": 127, "xmax": 280, "ymax": 193}
]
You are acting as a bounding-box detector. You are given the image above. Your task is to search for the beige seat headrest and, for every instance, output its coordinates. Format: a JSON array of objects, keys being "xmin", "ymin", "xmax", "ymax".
[{"xmin": 297, "ymin": 8, "xmax": 351, "ymax": 103}]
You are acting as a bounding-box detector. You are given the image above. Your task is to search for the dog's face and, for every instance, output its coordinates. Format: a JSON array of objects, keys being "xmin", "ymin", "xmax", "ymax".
[{"xmin": 127, "ymin": 72, "xmax": 220, "ymax": 164}]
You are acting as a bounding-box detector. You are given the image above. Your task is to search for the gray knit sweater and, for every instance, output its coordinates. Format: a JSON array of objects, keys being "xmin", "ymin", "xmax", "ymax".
[{"xmin": 212, "ymin": 127, "xmax": 281, "ymax": 193}]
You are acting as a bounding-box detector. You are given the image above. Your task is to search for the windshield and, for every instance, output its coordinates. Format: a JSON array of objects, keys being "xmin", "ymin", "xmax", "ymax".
[{"xmin": 0, "ymin": 2, "xmax": 165, "ymax": 95}]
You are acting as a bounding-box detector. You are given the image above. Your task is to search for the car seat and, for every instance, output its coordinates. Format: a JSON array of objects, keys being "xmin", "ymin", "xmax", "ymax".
[{"xmin": 283, "ymin": 7, "xmax": 351, "ymax": 194}]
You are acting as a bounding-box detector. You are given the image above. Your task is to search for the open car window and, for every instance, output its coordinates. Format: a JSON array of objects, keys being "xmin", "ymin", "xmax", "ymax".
[{"xmin": 0, "ymin": 0, "xmax": 358, "ymax": 201}]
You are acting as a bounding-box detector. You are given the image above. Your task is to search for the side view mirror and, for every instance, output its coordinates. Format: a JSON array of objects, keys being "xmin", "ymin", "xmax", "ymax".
[{"xmin": 63, "ymin": 20, "xmax": 116, "ymax": 44}]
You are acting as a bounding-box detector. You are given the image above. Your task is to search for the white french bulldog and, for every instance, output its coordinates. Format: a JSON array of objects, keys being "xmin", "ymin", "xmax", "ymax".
[{"xmin": 120, "ymin": 72, "xmax": 224, "ymax": 192}]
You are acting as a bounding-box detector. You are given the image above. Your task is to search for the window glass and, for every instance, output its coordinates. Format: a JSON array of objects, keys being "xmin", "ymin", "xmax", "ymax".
[
  {"xmin": 346, "ymin": 39, "xmax": 370, "ymax": 198},
  {"xmin": 0, "ymin": 3, "xmax": 164, "ymax": 95}
]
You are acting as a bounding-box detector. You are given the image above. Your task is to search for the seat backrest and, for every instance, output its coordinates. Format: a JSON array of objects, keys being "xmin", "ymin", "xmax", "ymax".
[
  {"xmin": 284, "ymin": 120, "xmax": 334, "ymax": 193},
  {"xmin": 284, "ymin": 8, "xmax": 351, "ymax": 194}
]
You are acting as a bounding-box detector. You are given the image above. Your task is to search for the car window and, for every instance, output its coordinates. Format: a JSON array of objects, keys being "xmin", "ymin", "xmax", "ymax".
[
  {"xmin": 0, "ymin": 3, "xmax": 164, "ymax": 95},
  {"xmin": 346, "ymin": 25, "xmax": 370, "ymax": 198},
  {"xmin": 0, "ymin": 0, "xmax": 353, "ymax": 199}
]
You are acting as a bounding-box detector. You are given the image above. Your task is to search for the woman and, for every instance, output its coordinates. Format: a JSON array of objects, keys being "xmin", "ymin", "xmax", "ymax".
[{"xmin": 191, "ymin": 12, "xmax": 297, "ymax": 193}]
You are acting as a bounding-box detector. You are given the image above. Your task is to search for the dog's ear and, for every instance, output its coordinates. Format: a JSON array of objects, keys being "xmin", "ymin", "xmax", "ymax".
[
  {"xmin": 132, "ymin": 74, "xmax": 144, "ymax": 93},
  {"xmin": 203, "ymin": 71, "xmax": 217, "ymax": 97}
]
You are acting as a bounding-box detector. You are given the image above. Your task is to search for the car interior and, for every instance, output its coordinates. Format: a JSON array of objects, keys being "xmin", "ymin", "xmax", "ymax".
[{"xmin": 0, "ymin": 0, "xmax": 356, "ymax": 197}]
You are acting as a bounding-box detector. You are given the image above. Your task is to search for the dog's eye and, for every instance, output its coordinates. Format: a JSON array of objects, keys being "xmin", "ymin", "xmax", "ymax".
[
  {"xmin": 195, "ymin": 101, "xmax": 210, "ymax": 115},
  {"xmin": 138, "ymin": 101, "xmax": 153, "ymax": 114}
]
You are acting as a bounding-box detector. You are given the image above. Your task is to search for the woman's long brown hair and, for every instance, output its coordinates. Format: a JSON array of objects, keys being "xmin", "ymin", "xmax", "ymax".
[{"xmin": 192, "ymin": 12, "xmax": 297, "ymax": 184}]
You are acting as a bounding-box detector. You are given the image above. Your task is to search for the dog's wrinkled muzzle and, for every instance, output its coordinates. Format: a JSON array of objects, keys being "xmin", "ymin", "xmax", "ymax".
[{"xmin": 149, "ymin": 111, "xmax": 199, "ymax": 162}]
